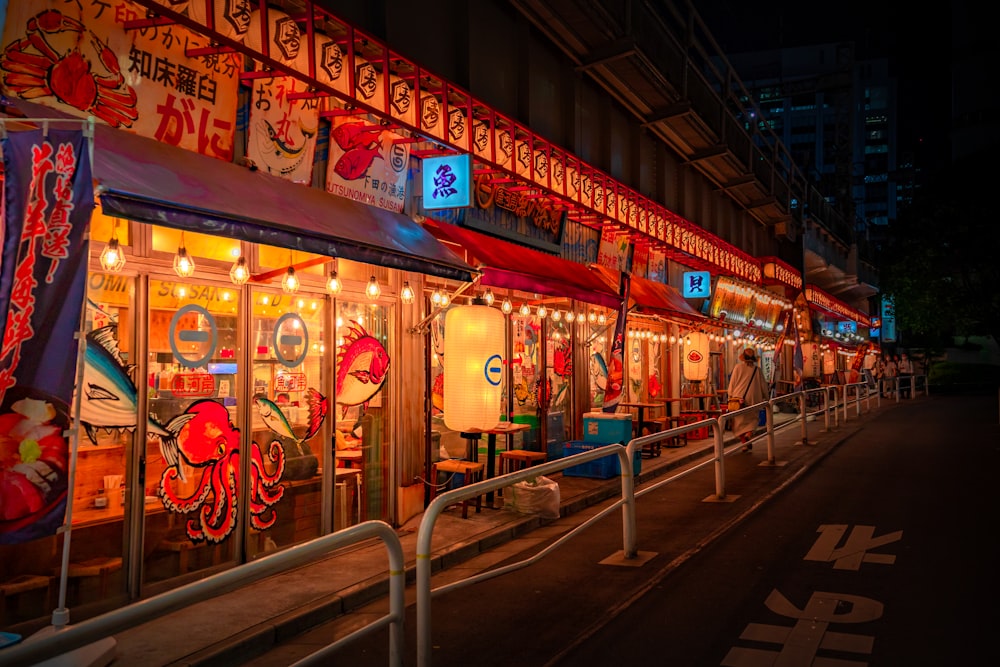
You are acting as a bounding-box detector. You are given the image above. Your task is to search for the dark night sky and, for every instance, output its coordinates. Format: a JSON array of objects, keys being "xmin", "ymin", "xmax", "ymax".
[{"xmin": 693, "ymin": 1, "xmax": 951, "ymax": 170}]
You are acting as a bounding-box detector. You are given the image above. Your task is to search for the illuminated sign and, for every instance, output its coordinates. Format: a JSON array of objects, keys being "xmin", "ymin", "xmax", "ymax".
[
  {"xmin": 683, "ymin": 271, "xmax": 711, "ymax": 299},
  {"xmin": 422, "ymin": 154, "xmax": 472, "ymax": 209}
]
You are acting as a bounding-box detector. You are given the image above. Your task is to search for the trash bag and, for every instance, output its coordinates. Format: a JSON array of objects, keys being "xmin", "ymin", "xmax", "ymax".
[{"xmin": 507, "ymin": 475, "xmax": 560, "ymax": 519}]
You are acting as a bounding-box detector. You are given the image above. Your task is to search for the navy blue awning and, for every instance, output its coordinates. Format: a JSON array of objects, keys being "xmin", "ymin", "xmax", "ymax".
[{"xmin": 3, "ymin": 97, "xmax": 475, "ymax": 282}]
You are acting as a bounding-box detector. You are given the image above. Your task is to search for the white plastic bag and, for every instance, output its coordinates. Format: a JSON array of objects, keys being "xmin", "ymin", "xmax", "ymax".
[{"xmin": 508, "ymin": 475, "xmax": 560, "ymax": 519}]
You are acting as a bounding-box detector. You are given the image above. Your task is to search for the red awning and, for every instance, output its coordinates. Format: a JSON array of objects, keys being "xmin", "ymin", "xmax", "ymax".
[
  {"xmin": 422, "ymin": 219, "xmax": 622, "ymax": 309},
  {"xmin": 591, "ymin": 266, "xmax": 705, "ymax": 323}
]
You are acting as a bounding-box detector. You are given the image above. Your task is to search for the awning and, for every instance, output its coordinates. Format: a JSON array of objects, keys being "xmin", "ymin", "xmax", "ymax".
[
  {"xmin": 3, "ymin": 99, "xmax": 475, "ymax": 282},
  {"xmin": 422, "ymin": 219, "xmax": 622, "ymax": 309},
  {"xmin": 591, "ymin": 265, "xmax": 705, "ymax": 323}
]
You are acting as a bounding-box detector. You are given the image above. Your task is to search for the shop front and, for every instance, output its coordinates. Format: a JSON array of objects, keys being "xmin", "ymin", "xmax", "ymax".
[{"xmin": 0, "ymin": 109, "xmax": 475, "ymax": 628}]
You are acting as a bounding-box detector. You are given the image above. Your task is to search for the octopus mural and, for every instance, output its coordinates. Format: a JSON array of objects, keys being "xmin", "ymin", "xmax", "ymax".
[{"xmin": 158, "ymin": 400, "xmax": 285, "ymax": 543}]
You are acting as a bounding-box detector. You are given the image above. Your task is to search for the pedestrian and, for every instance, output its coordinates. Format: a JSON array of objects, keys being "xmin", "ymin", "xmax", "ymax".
[
  {"xmin": 883, "ymin": 355, "xmax": 898, "ymax": 397},
  {"xmin": 898, "ymin": 352, "xmax": 913, "ymax": 398},
  {"xmin": 727, "ymin": 347, "xmax": 768, "ymax": 451}
]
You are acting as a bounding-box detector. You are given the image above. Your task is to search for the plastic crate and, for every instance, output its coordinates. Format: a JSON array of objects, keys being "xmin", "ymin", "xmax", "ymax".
[
  {"xmin": 562, "ymin": 441, "xmax": 641, "ymax": 479},
  {"xmin": 582, "ymin": 412, "xmax": 633, "ymax": 444},
  {"xmin": 546, "ymin": 438, "xmax": 564, "ymax": 460}
]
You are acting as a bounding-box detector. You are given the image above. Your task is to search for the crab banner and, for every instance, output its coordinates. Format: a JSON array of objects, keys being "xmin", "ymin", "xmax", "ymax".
[{"xmin": 0, "ymin": 0, "xmax": 241, "ymax": 159}]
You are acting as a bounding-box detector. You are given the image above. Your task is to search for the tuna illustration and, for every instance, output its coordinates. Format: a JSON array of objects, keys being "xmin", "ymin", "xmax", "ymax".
[
  {"xmin": 253, "ymin": 388, "xmax": 328, "ymax": 444},
  {"xmin": 336, "ymin": 321, "xmax": 390, "ymax": 418}
]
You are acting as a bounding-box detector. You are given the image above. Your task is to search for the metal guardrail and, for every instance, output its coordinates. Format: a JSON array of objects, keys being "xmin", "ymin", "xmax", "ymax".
[{"xmin": 0, "ymin": 521, "xmax": 407, "ymax": 667}]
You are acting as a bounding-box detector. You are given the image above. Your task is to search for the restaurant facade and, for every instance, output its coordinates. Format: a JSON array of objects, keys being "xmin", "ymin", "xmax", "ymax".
[{"xmin": 0, "ymin": 0, "xmax": 875, "ymax": 630}]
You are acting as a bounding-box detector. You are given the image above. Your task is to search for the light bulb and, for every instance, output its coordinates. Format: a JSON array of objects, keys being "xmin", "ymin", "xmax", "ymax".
[
  {"xmin": 173, "ymin": 246, "xmax": 195, "ymax": 278},
  {"xmin": 501, "ymin": 298, "xmax": 513, "ymax": 314},
  {"xmin": 519, "ymin": 302, "xmax": 531, "ymax": 317},
  {"xmin": 100, "ymin": 238, "xmax": 125, "ymax": 272},
  {"xmin": 366, "ymin": 276, "xmax": 381, "ymax": 300},
  {"xmin": 432, "ymin": 289, "xmax": 443, "ymax": 305},
  {"xmin": 551, "ymin": 309, "xmax": 561, "ymax": 321},
  {"xmin": 229, "ymin": 256, "xmax": 249, "ymax": 285},
  {"xmin": 537, "ymin": 305, "xmax": 547, "ymax": 319},
  {"xmin": 483, "ymin": 287, "xmax": 495, "ymax": 306},
  {"xmin": 400, "ymin": 281, "xmax": 415, "ymax": 304},
  {"xmin": 281, "ymin": 266, "xmax": 299, "ymax": 294},
  {"xmin": 327, "ymin": 271, "xmax": 342, "ymax": 295}
]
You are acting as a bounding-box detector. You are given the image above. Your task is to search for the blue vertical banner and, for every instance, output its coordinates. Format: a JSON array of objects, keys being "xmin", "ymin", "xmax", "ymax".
[
  {"xmin": 602, "ymin": 270, "xmax": 631, "ymax": 413},
  {"xmin": 0, "ymin": 127, "xmax": 93, "ymax": 544}
]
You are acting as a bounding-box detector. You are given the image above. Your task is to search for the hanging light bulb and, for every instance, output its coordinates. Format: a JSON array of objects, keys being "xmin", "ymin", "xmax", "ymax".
[
  {"xmin": 519, "ymin": 302, "xmax": 531, "ymax": 317},
  {"xmin": 482, "ymin": 287, "xmax": 495, "ymax": 306},
  {"xmin": 432, "ymin": 289, "xmax": 443, "ymax": 306},
  {"xmin": 565, "ymin": 310, "xmax": 575, "ymax": 323},
  {"xmin": 400, "ymin": 281, "xmax": 415, "ymax": 304},
  {"xmin": 598, "ymin": 312, "xmax": 607, "ymax": 325},
  {"xmin": 551, "ymin": 309, "xmax": 561, "ymax": 322},
  {"xmin": 173, "ymin": 231, "xmax": 195, "ymax": 278},
  {"xmin": 229, "ymin": 255, "xmax": 249, "ymax": 285},
  {"xmin": 501, "ymin": 297, "xmax": 513, "ymax": 315},
  {"xmin": 440, "ymin": 294, "xmax": 450, "ymax": 307},
  {"xmin": 326, "ymin": 271, "xmax": 342, "ymax": 295},
  {"xmin": 100, "ymin": 219, "xmax": 126, "ymax": 272},
  {"xmin": 366, "ymin": 275, "xmax": 381, "ymax": 300},
  {"xmin": 588, "ymin": 310, "xmax": 597, "ymax": 323},
  {"xmin": 281, "ymin": 266, "xmax": 299, "ymax": 294},
  {"xmin": 537, "ymin": 304, "xmax": 547, "ymax": 319}
]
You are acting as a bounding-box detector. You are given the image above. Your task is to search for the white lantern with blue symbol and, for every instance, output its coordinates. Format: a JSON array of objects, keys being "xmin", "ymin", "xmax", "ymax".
[{"xmin": 443, "ymin": 305, "xmax": 505, "ymax": 432}]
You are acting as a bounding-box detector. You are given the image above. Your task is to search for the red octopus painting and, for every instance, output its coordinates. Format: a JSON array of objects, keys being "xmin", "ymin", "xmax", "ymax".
[
  {"xmin": 0, "ymin": 9, "xmax": 138, "ymax": 128},
  {"xmin": 157, "ymin": 400, "xmax": 285, "ymax": 543}
]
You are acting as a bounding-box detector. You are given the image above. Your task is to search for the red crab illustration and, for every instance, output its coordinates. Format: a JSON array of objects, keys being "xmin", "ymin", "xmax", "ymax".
[{"xmin": 0, "ymin": 9, "xmax": 138, "ymax": 128}]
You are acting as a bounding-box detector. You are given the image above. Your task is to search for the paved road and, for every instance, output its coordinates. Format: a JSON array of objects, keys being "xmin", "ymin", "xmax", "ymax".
[{"xmin": 245, "ymin": 394, "xmax": 999, "ymax": 666}]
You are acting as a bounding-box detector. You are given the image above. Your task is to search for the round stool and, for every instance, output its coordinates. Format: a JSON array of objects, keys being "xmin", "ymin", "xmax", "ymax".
[
  {"xmin": 431, "ymin": 459, "xmax": 485, "ymax": 518},
  {"xmin": 498, "ymin": 450, "xmax": 547, "ymax": 475}
]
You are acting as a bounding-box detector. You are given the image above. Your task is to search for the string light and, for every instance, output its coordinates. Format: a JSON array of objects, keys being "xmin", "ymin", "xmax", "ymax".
[
  {"xmin": 537, "ymin": 304, "xmax": 547, "ymax": 319},
  {"xmin": 400, "ymin": 281, "xmax": 415, "ymax": 304},
  {"xmin": 173, "ymin": 230, "xmax": 195, "ymax": 278},
  {"xmin": 100, "ymin": 219, "xmax": 125, "ymax": 272},
  {"xmin": 501, "ymin": 297, "xmax": 513, "ymax": 314},
  {"xmin": 482, "ymin": 287, "xmax": 495, "ymax": 306},
  {"xmin": 281, "ymin": 266, "xmax": 299, "ymax": 294},
  {"xmin": 432, "ymin": 289, "xmax": 444, "ymax": 306},
  {"xmin": 229, "ymin": 256, "xmax": 249, "ymax": 285},
  {"xmin": 366, "ymin": 275, "xmax": 381, "ymax": 300},
  {"xmin": 519, "ymin": 302, "xmax": 531, "ymax": 317},
  {"xmin": 327, "ymin": 271, "xmax": 342, "ymax": 295}
]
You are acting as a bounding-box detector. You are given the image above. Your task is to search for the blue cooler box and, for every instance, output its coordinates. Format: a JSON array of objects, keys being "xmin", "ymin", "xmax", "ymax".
[
  {"xmin": 582, "ymin": 412, "xmax": 633, "ymax": 444},
  {"xmin": 562, "ymin": 441, "xmax": 642, "ymax": 479}
]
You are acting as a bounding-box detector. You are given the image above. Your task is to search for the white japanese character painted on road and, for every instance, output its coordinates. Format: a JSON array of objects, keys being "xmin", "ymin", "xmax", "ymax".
[
  {"xmin": 804, "ymin": 524, "xmax": 902, "ymax": 570},
  {"xmin": 722, "ymin": 589, "xmax": 882, "ymax": 667}
]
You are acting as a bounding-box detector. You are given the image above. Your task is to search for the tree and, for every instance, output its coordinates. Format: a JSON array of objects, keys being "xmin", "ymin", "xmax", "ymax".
[{"xmin": 881, "ymin": 150, "xmax": 1000, "ymax": 349}]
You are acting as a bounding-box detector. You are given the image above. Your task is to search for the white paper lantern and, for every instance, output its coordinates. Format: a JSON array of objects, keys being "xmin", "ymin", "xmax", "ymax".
[
  {"xmin": 247, "ymin": 9, "xmax": 308, "ymax": 71},
  {"xmin": 420, "ymin": 91, "xmax": 442, "ymax": 140},
  {"xmin": 801, "ymin": 342, "xmax": 822, "ymax": 378},
  {"xmin": 443, "ymin": 305, "xmax": 505, "ymax": 432},
  {"xmin": 188, "ymin": 0, "xmax": 250, "ymax": 42},
  {"xmin": 312, "ymin": 34, "xmax": 349, "ymax": 94},
  {"xmin": 683, "ymin": 331, "xmax": 710, "ymax": 381},
  {"xmin": 822, "ymin": 348, "xmax": 835, "ymax": 375}
]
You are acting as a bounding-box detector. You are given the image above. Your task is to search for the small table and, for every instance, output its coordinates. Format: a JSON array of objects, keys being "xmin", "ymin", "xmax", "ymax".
[
  {"xmin": 683, "ymin": 393, "xmax": 717, "ymax": 411},
  {"xmin": 459, "ymin": 422, "xmax": 531, "ymax": 505},
  {"xmin": 619, "ymin": 401, "xmax": 662, "ymax": 435}
]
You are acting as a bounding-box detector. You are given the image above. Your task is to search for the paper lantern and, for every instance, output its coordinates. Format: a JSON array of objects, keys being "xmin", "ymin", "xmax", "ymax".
[
  {"xmin": 420, "ymin": 91, "xmax": 442, "ymax": 140},
  {"xmin": 443, "ymin": 305, "xmax": 505, "ymax": 432},
  {"xmin": 312, "ymin": 34, "xmax": 350, "ymax": 94},
  {"xmin": 683, "ymin": 331, "xmax": 710, "ymax": 381},
  {"xmin": 801, "ymin": 342, "xmax": 822, "ymax": 378},
  {"xmin": 822, "ymin": 349, "xmax": 835, "ymax": 375},
  {"xmin": 247, "ymin": 9, "xmax": 308, "ymax": 71},
  {"xmin": 188, "ymin": 0, "xmax": 250, "ymax": 42}
]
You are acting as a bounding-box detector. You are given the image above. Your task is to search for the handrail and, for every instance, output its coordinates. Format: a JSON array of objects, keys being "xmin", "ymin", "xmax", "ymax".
[
  {"xmin": 0, "ymin": 521, "xmax": 406, "ymax": 667},
  {"xmin": 415, "ymin": 443, "xmax": 636, "ymax": 667}
]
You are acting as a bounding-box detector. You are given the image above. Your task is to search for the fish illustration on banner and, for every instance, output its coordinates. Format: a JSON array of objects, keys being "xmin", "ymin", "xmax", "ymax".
[
  {"xmin": 0, "ymin": 127, "xmax": 92, "ymax": 544},
  {"xmin": 325, "ymin": 116, "xmax": 410, "ymax": 212},
  {"xmin": 247, "ymin": 76, "xmax": 320, "ymax": 181},
  {"xmin": 602, "ymin": 272, "xmax": 631, "ymax": 413},
  {"xmin": 253, "ymin": 389, "xmax": 327, "ymax": 480},
  {"xmin": 336, "ymin": 321, "xmax": 390, "ymax": 419},
  {"xmin": 0, "ymin": 1, "xmax": 242, "ymax": 158}
]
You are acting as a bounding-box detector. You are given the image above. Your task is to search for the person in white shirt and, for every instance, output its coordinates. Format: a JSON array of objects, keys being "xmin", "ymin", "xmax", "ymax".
[
  {"xmin": 898, "ymin": 352, "xmax": 914, "ymax": 398},
  {"xmin": 727, "ymin": 347, "xmax": 768, "ymax": 451}
]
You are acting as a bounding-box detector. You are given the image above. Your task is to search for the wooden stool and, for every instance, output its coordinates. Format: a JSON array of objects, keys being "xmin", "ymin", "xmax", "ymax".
[
  {"xmin": 498, "ymin": 450, "xmax": 547, "ymax": 475},
  {"xmin": 431, "ymin": 460, "xmax": 485, "ymax": 518},
  {"xmin": 159, "ymin": 533, "xmax": 223, "ymax": 574},
  {"xmin": 1, "ymin": 574, "xmax": 52, "ymax": 623},
  {"xmin": 55, "ymin": 556, "xmax": 123, "ymax": 601}
]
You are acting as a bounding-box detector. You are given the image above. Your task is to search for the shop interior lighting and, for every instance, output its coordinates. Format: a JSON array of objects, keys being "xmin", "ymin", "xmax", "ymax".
[
  {"xmin": 482, "ymin": 287, "xmax": 495, "ymax": 306},
  {"xmin": 432, "ymin": 289, "xmax": 443, "ymax": 306},
  {"xmin": 537, "ymin": 304, "xmax": 547, "ymax": 319},
  {"xmin": 400, "ymin": 281, "xmax": 415, "ymax": 304},
  {"xmin": 281, "ymin": 266, "xmax": 299, "ymax": 294},
  {"xmin": 173, "ymin": 230, "xmax": 195, "ymax": 278},
  {"xmin": 229, "ymin": 255, "xmax": 249, "ymax": 285},
  {"xmin": 100, "ymin": 219, "xmax": 126, "ymax": 272},
  {"xmin": 366, "ymin": 275, "xmax": 381, "ymax": 300},
  {"xmin": 519, "ymin": 302, "xmax": 531, "ymax": 317},
  {"xmin": 551, "ymin": 309, "xmax": 562, "ymax": 322},
  {"xmin": 326, "ymin": 270, "xmax": 342, "ymax": 295},
  {"xmin": 501, "ymin": 297, "xmax": 513, "ymax": 314}
]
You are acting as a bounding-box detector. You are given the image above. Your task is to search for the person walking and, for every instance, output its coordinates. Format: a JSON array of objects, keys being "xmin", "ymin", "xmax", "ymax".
[
  {"xmin": 727, "ymin": 347, "xmax": 768, "ymax": 451},
  {"xmin": 898, "ymin": 352, "xmax": 914, "ymax": 398},
  {"xmin": 883, "ymin": 355, "xmax": 899, "ymax": 397}
]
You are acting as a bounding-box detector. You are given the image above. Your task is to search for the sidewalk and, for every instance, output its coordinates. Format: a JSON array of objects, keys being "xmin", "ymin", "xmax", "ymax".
[{"xmin": 22, "ymin": 403, "xmax": 882, "ymax": 666}]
